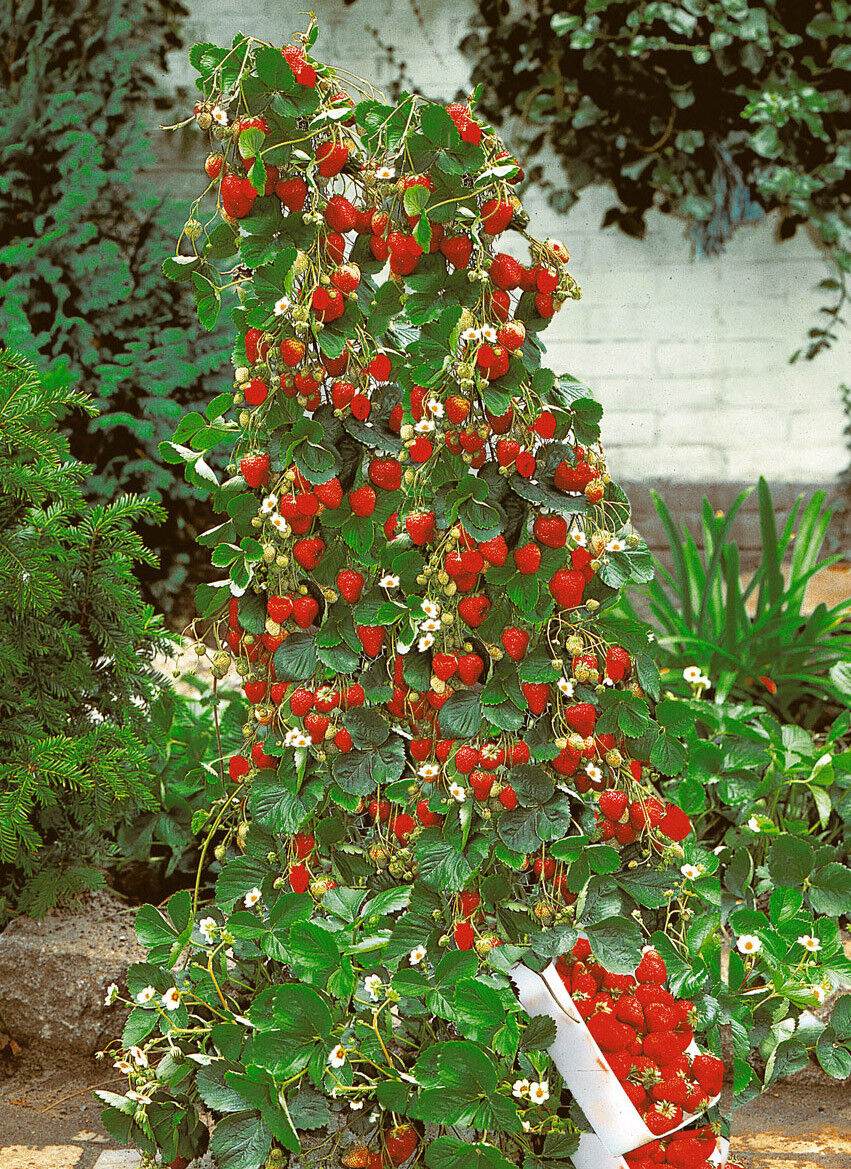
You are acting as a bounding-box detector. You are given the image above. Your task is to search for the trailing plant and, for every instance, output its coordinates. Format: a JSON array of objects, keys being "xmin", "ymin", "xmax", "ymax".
[
  {"xmin": 0, "ymin": 351, "xmax": 169, "ymax": 920},
  {"xmin": 460, "ymin": 1, "xmax": 851, "ymax": 359},
  {"xmin": 0, "ymin": 0, "xmax": 228, "ymax": 610},
  {"xmin": 617, "ymin": 479, "xmax": 851, "ymax": 727}
]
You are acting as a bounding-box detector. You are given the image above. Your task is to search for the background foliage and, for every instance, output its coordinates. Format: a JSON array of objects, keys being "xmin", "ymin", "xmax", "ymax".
[
  {"xmin": 0, "ymin": 352, "xmax": 168, "ymax": 920},
  {"xmin": 0, "ymin": 0, "xmax": 227, "ymax": 610},
  {"xmin": 461, "ymin": 0, "xmax": 851, "ymax": 358}
]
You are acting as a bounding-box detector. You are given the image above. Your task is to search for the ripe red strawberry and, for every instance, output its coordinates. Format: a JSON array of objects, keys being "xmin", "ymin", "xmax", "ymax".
[
  {"xmin": 345, "ymin": 485, "xmax": 374, "ymax": 518},
  {"xmin": 357, "ymin": 625, "xmax": 385, "ymax": 657},
  {"xmin": 614, "ymin": 995, "xmax": 645, "ymax": 1030},
  {"xmin": 515, "ymin": 450, "xmax": 536, "ymax": 478},
  {"xmin": 342, "ymin": 1145, "xmax": 370, "ymax": 1169},
  {"xmin": 636, "ymin": 949, "xmax": 667, "ymax": 984},
  {"xmin": 458, "ymin": 890, "xmax": 480, "ymax": 917},
  {"xmin": 659, "ymin": 802, "xmax": 692, "ymax": 842},
  {"xmin": 289, "ymin": 688, "xmax": 314, "ymax": 717},
  {"xmin": 587, "ymin": 1012, "xmax": 634, "ymax": 1053},
  {"xmin": 277, "ymin": 176, "xmax": 308, "ymax": 211},
  {"xmin": 331, "ymin": 263, "xmax": 361, "ymax": 293},
  {"xmin": 337, "ymin": 569, "xmax": 365, "ymax": 603},
  {"xmin": 458, "ymin": 595, "xmax": 490, "ymax": 627},
  {"xmin": 629, "ymin": 797, "xmax": 666, "ymax": 830},
  {"xmin": 267, "ymin": 594, "xmax": 294, "ymax": 623},
  {"xmin": 533, "ymin": 514, "xmax": 568, "ymax": 548},
  {"xmin": 651, "ymin": 1076, "xmax": 690, "ymax": 1106},
  {"xmin": 292, "ymin": 596, "xmax": 320, "ymax": 628},
  {"xmin": 221, "ymin": 174, "xmax": 257, "ymax": 219},
  {"xmin": 368, "ymin": 799, "xmax": 391, "ymax": 823},
  {"xmin": 691, "ymin": 1052, "xmax": 724, "ymax": 1096},
  {"xmin": 331, "ymin": 379, "xmax": 356, "ymax": 409},
  {"xmin": 599, "ymin": 789, "xmax": 628, "ymax": 821},
  {"xmin": 369, "ymin": 456, "xmax": 402, "ymax": 492},
  {"xmin": 606, "ymin": 645, "xmax": 632, "ymax": 682},
  {"xmin": 521, "ymin": 682, "xmax": 550, "ymax": 715},
  {"xmin": 391, "ymin": 813, "xmax": 416, "ymax": 844},
  {"xmin": 240, "ymin": 454, "xmax": 269, "ymax": 488},
  {"xmin": 205, "ymin": 153, "xmax": 224, "ymax": 178},
  {"xmin": 444, "ymin": 395, "xmax": 471, "ymax": 424},
  {"xmin": 643, "ymin": 1101, "xmax": 682, "ymax": 1135},
  {"xmin": 293, "ymin": 832, "xmax": 315, "ymax": 860},
  {"xmin": 281, "ymin": 43, "xmax": 316, "ymax": 85},
  {"xmin": 645, "ymin": 1003, "xmax": 680, "ymax": 1033},
  {"xmin": 315, "ymin": 478, "xmax": 343, "ymax": 509},
  {"xmin": 289, "ymin": 864, "xmax": 310, "ymax": 894},
  {"xmin": 416, "ymin": 799, "xmax": 444, "ymax": 828},
  {"xmin": 563, "ymin": 703, "xmax": 597, "ymax": 737},
  {"xmin": 450, "ymin": 919, "xmax": 475, "ymax": 952},
  {"xmin": 454, "ymin": 744, "xmax": 479, "ymax": 774},
  {"xmin": 534, "ymin": 291, "xmax": 556, "ymax": 318},
  {"xmin": 643, "ymin": 1031, "xmax": 689, "ymax": 1065},
  {"xmin": 501, "ymin": 627, "xmax": 529, "ymax": 661},
  {"xmin": 228, "ymin": 754, "xmax": 251, "ymax": 783},
  {"xmin": 316, "ymin": 140, "xmax": 349, "ymax": 177},
  {"xmin": 385, "ymin": 1125, "xmax": 418, "ymax": 1167},
  {"xmin": 432, "ymin": 653, "xmax": 458, "ymax": 681},
  {"xmin": 293, "ymin": 537, "xmax": 325, "ymax": 570},
  {"xmin": 479, "ymin": 743, "xmax": 505, "ymax": 770},
  {"xmin": 496, "ymin": 438, "xmax": 520, "ymax": 467},
  {"xmin": 532, "ymin": 410, "xmax": 557, "ymax": 439},
  {"xmin": 634, "ymin": 984, "xmax": 674, "ymax": 1007},
  {"xmin": 324, "ymin": 195, "xmax": 358, "ymax": 233},
  {"xmin": 440, "ymin": 234, "xmax": 473, "ymax": 269},
  {"xmin": 279, "ymin": 337, "xmax": 306, "ymax": 367},
  {"xmin": 665, "ymin": 1137, "xmax": 709, "ymax": 1168},
  {"xmin": 489, "ymin": 252, "xmax": 523, "ymax": 291},
  {"xmin": 497, "ymin": 320, "xmax": 526, "ymax": 351},
  {"xmin": 469, "ymin": 770, "xmax": 493, "ymax": 801},
  {"xmin": 622, "ymin": 1081, "xmax": 647, "ymax": 1111},
  {"xmin": 498, "ymin": 785, "xmax": 517, "ymax": 810},
  {"xmin": 405, "ymin": 511, "xmax": 436, "ymax": 545},
  {"xmin": 479, "ymin": 534, "xmax": 508, "ymax": 566},
  {"xmin": 549, "ymin": 568, "xmax": 585, "ymax": 609},
  {"xmin": 514, "ymin": 542, "xmax": 541, "ymax": 575},
  {"xmin": 456, "ymin": 653, "xmax": 484, "ymax": 685},
  {"xmin": 313, "ymin": 686, "xmax": 340, "ymax": 714},
  {"xmin": 481, "ymin": 198, "xmax": 514, "ymax": 234}
]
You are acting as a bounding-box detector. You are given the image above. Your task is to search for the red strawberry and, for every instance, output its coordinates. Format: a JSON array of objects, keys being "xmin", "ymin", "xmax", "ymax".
[
  {"xmin": 622, "ymin": 1082, "xmax": 647, "ymax": 1111},
  {"xmin": 501, "ymin": 627, "xmax": 529, "ymax": 661},
  {"xmin": 277, "ymin": 176, "xmax": 308, "ymax": 211},
  {"xmin": 514, "ymin": 542, "xmax": 541, "ymax": 575},
  {"xmin": 331, "ymin": 263, "xmax": 361, "ymax": 293},
  {"xmin": 432, "ymin": 653, "xmax": 458, "ymax": 681},
  {"xmin": 469, "ymin": 770, "xmax": 493, "ymax": 801},
  {"xmin": 391, "ymin": 813, "xmax": 416, "ymax": 844},
  {"xmin": 446, "ymin": 102, "xmax": 482, "ymax": 144},
  {"xmin": 606, "ymin": 646, "xmax": 632, "ymax": 682},
  {"xmin": 479, "ymin": 534, "xmax": 508, "ymax": 566},
  {"xmin": 293, "ymin": 538, "xmax": 325, "ymax": 570},
  {"xmin": 454, "ymin": 744, "xmax": 479, "ymax": 774},
  {"xmin": 289, "ymin": 864, "xmax": 310, "ymax": 894},
  {"xmin": 691, "ymin": 1052, "xmax": 724, "ymax": 1097},
  {"xmin": 533, "ymin": 514, "xmax": 568, "ymax": 548},
  {"xmin": 659, "ymin": 802, "xmax": 692, "ymax": 842},
  {"xmin": 292, "ymin": 596, "xmax": 320, "ymax": 628},
  {"xmin": 416, "ymin": 800, "xmax": 443, "ymax": 828},
  {"xmin": 282, "ymin": 44, "xmax": 316, "ymax": 86},
  {"xmin": 405, "ymin": 511, "xmax": 436, "ymax": 545},
  {"xmin": 228, "ymin": 754, "xmax": 251, "ymax": 783},
  {"xmin": 337, "ymin": 569, "xmax": 365, "ymax": 603},
  {"xmin": 481, "ymin": 198, "xmax": 514, "ymax": 234},
  {"xmin": 479, "ymin": 743, "xmax": 505, "ymax": 770},
  {"xmin": 643, "ymin": 1031, "xmax": 690, "ymax": 1065},
  {"xmin": 511, "ymin": 742, "xmax": 530, "ymax": 765},
  {"xmin": 645, "ymin": 1003, "xmax": 680, "ymax": 1032},
  {"xmin": 489, "ymin": 252, "xmax": 523, "ymax": 290},
  {"xmin": 549, "ymin": 568, "xmax": 585, "ymax": 609},
  {"xmin": 243, "ymin": 376, "xmax": 268, "ymax": 406},
  {"xmin": 564, "ymin": 703, "xmax": 597, "ymax": 738},
  {"xmin": 532, "ymin": 410, "xmax": 557, "ymax": 439},
  {"xmin": 205, "ymin": 153, "xmax": 225, "ymax": 179},
  {"xmin": 629, "ymin": 797, "xmax": 667, "ymax": 830},
  {"xmin": 665, "ymin": 1137, "xmax": 710, "ymax": 1168},
  {"xmin": 497, "ymin": 320, "xmax": 526, "ymax": 351},
  {"xmin": 316, "ymin": 140, "xmax": 349, "ymax": 177},
  {"xmin": 440, "ymin": 234, "xmax": 472, "ymax": 269},
  {"xmin": 498, "ymin": 785, "xmax": 517, "ymax": 810},
  {"xmin": 342, "ymin": 1145, "xmax": 370, "ymax": 1169},
  {"xmin": 496, "ymin": 438, "xmax": 520, "ymax": 467},
  {"xmin": 221, "ymin": 174, "xmax": 257, "ymax": 219},
  {"xmin": 240, "ymin": 454, "xmax": 270, "ymax": 488},
  {"xmin": 345, "ymin": 485, "xmax": 375, "ymax": 518},
  {"xmin": 293, "ymin": 832, "xmax": 315, "ymax": 859},
  {"xmin": 445, "ymin": 395, "xmax": 471, "ymax": 424},
  {"xmin": 651, "ymin": 1076, "xmax": 690, "ymax": 1106},
  {"xmin": 458, "ymin": 595, "xmax": 491, "ymax": 627},
  {"xmin": 385, "ymin": 1125, "xmax": 418, "ymax": 1166},
  {"xmin": 636, "ymin": 949, "xmax": 667, "ymax": 984},
  {"xmin": 369, "ymin": 456, "xmax": 402, "ymax": 492},
  {"xmin": 599, "ymin": 790, "xmax": 628, "ymax": 821},
  {"xmin": 614, "ymin": 995, "xmax": 645, "ymax": 1030},
  {"xmin": 521, "ymin": 682, "xmax": 550, "ymax": 715},
  {"xmin": 456, "ymin": 653, "xmax": 484, "ymax": 685},
  {"xmin": 368, "ymin": 799, "xmax": 391, "ymax": 822},
  {"xmin": 643, "ymin": 1102, "xmax": 682, "ymax": 1136},
  {"xmin": 289, "ymin": 688, "xmax": 314, "ymax": 717},
  {"xmin": 335, "ymin": 728, "xmax": 352, "ymax": 753},
  {"xmin": 459, "ymin": 890, "xmax": 480, "ymax": 917},
  {"xmin": 324, "ymin": 195, "xmax": 358, "ymax": 233},
  {"xmin": 357, "ymin": 625, "xmax": 385, "ymax": 657},
  {"xmin": 586, "ymin": 1012, "xmax": 634, "ymax": 1053},
  {"xmin": 454, "ymin": 921, "xmax": 475, "ymax": 950},
  {"xmin": 268, "ymin": 594, "xmax": 294, "ymax": 623}
]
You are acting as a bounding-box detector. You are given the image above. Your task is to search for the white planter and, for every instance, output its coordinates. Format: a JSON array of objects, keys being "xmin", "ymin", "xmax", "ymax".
[
  {"xmin": 510, "ymin": 963, "xmax": 721, "ymax": 1157},
  {"xmin": 572, "ymin": 1133, "xmax": 730, "ymax": 1169}
]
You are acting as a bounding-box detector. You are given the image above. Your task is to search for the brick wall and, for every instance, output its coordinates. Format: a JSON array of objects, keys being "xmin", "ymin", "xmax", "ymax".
[{"xmin": 156, "ymin": 0, "xmax": 849, "ymax": 557}]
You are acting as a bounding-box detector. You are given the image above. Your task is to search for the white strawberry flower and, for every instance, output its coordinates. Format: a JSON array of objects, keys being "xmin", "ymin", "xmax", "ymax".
[
  {"xmin": 126, "ymin": 1090, "xmax": 152, "ymax": 1104},
  {"xmin": 417, "ymin": 632, "xmax": 435, "ymax": 652},
  {"xmin": 606, "ymin": 537, "xmax": 625, "ymax": 552},
  {"xmin": 260, "ymin": 494, "xmax": 278, "ymax": 514},
  {"xmin": 380, "ymin": 573, "xmax": 400, "ymax": 588},
  {"xmin": 114, "ymin": 1057, "xmax": 132, "ymax": 1074},
  {"xmin": 104, "ymin": 983, "xmax": 119, "ymax": 1006},
  {"xmin": 136, "ymin": 986, "xmax": 156, "ymax": 1005},
  {"xmin": 364, "ymin": 974, "xmax": 383, "ymax": 1001},
  {"xmin": 375, "ymin": 166, "xmax": 395, "ymax": 180},
  {"xmin": 747, "ymin": 816, "xmax": 761, "ymax": 832},
  {"xmin": 557, "ymin": 676, "xmax": 575, "ymax": 697},
  {"xmin": 414, "ymin": 418, "xmax": 435, "ymax": 433},
  {"xmin": 129, "ymin": 1046, "xmax": 148, "ymax": 1068},
  {"xmin": 585, "ymin": 763, "xmax": 602, "ymax": 782},
  {"xmin": 270, "ymin": 512, "xmax": 289, "ymax": 533},
  {"xmin": 422, "ymin": 600, "xmax": 440, "ymax": 619},
  {"xmin": 244, "ymin": 887, "xmax": 262, "ymax": 908},
  {"xmin": 328, "ymin": 1043, "xmax": 347, "ymax": 1068},
  {"xmin": 736, "ymin": 934, "xmax": 762, "ymax": 956},
  {"xmin": 529, "ymin": 1081, "xmax": 549, "ymax": 1104},
  {"xmin": 810, "ymin": 984, "xmax": 827, "ymax": 1003},
  {"xmin": 797, "ymin": 935, "xmax": 822, "ymax": 953},
  {"xmin": 211, "ymin": 107, "xmax": 228, "ymax": 126},
  {"xmin": 682, "ymin": 665, "xmax": 704, "ymax": 683},
  {"xmin": 199, "ymin": 916, "xmax": 218, "ymax": 944},
  {"xmin": 449, "ymin": 781, "xmax": 466, "ymax": 802},
  {"xmin": 418, "ymin": 762, "xmax": 440, "ymax": 779},
  {"xmin": 409, "ymin": 944, "xmax": 427, "ymax": 965},
  {"xmin": 350, "ymin": 1099, "xmax": 365, "ymax": 1110},
  {"xmin": 274, "ymin": 295, "xmax": 291, "ymax": 316},
  {"xmin": 680, "ymin": 863, "xmax": 703, "ymax": 880},
  {"xmin": 512, "ymin": 1078, "xmax": 530, "ymax": 1099},
  {"xmin": 522, "ymin": 1121, "xmax": 531, "ymax": 1132},
  {"xmin": 460, "ymin": 327, "xmax": 480, "ymax": 343},
  {"xmin": 162, "ymin": 987, "xmax": 181, "ymax": 1011},
  {"xmin": 481, "ymin": 324, "xmax": 498, "ymax": 342},
  {"xmin": 419, "ymin": 620, "xmax": 441, "ymax": 635},
  {"xmin": 570, "ymin": 527, "xmax": 587, "ymax": 547},
  {"xmin": 427, "ymin": 399, "xmax": 444, "ymax": 419}
]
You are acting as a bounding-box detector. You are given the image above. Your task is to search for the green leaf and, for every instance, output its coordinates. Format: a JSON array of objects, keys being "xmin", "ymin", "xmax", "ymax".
[
  {"xmin": 215, "ymin": 856, "xmax": 269, "ymax": 910},
  {"xmin": 438, "ymin": 691, "xmax": 483, "ymax": 739},
  {"xmin": 414, "ymin": 831, "xmax": 473, "ymax": 892},
  {"xmin": 255, "ymin": 45, "xmax": 298, "ymax": 91},
  {"xmin": 585, "ymin": 916, "xmax": 644, "ymax": 974},
  {"xmin": 425, "ymin": 1137, "xmax": 516, "ymax": 1169},
  {"xmin": 768, "ymin": 834, "xmax": 816, "ymax": 887},
  {"xmin": 248, "ymin": 777, "xmax": 306, "ymax": 834},
  {"xmin": 808, "ymin": 862, "xmax": 851, "ymax": 916},
  {"xmin": 192, "ymin": 272, "xmax": 221, "ymax": 331},
  {"xmin": 272, "ymin": 632, "xmax": 317, "ymax": 682},
  {"xmin": 420, "ymin": 105, "xmax": 461, "ymax": 149},
  {"xmin": 208, "ymin": 1112, "xmax": 271, "ymax": 1169}
]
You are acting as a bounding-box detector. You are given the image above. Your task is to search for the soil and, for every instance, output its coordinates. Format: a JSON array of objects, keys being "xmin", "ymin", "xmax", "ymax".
[{"xmin": 0, "ymin": 1045, "xmax": 848, "ymax": 1169}]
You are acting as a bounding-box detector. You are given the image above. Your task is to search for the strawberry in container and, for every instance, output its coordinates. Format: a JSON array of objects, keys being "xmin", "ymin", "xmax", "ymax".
[
  {"xmin": 510, "ymin": 940, "xmax": 723, "ymax": 1156},
  {"xmin": 572, "ymin": 1127, "xmax": 731, "ymax": 1169}
]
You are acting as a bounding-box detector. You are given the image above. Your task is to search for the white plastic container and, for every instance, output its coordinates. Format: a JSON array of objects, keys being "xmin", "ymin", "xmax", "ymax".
[
  {"xmin": 572, "ymin": 1133, "xmax": 730, "ymax": 1169},
  {"xmin": 510, "ymin": 962, "xmax": 721, "ymax": 1157}
]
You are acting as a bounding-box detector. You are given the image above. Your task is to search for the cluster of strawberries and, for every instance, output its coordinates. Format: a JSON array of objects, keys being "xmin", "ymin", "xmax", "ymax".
[
  {"xmin": 556, "ymin": 940, "xmax": 724, "ymax": 1139},
  {"xmin": 623, "ymin": 1125, "xmax": 725, "ymax": 1169},
  {"xmin": 595, "ymin": 789, "xmax": 692, "ymax": 846}
]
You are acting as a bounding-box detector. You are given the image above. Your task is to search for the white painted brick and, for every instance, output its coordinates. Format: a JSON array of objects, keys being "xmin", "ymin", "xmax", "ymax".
[
  {"xmin": 613, "ymin": 444, "xmax": 724, "ymax": 481},
  {"xmin": 788, "ymin": 409, "xmax": 849, "ymax": 447},
  {"xmin": 549, "ymin": 340, "xmax": 656, "ymax": 379},
  {"xmin": 596, "ymin": 410, "xmax": 659, "ymax": 447},
  {"xmin": 725, "ymin": 443, "xmax": 846, "ymax": 482}
]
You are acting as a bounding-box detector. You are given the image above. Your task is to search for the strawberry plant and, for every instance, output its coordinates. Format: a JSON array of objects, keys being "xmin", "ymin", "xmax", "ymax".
[{"xmin": 101, "ymin": 22, "xmax": 845, "ymax": 1169}]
